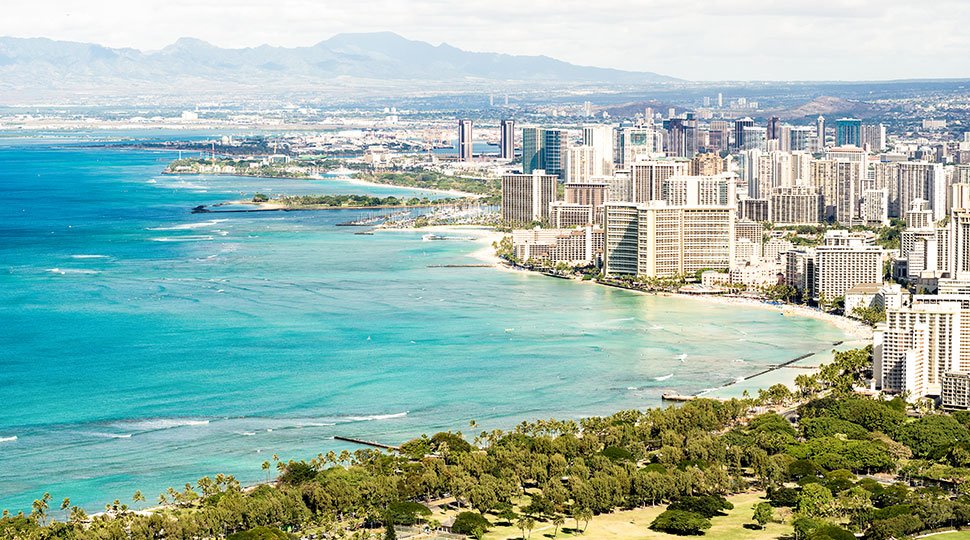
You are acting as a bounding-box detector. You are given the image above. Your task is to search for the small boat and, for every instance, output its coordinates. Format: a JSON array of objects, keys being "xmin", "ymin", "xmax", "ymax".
[{"xmin": 422, "ymin": 234, "xmax": 446, "ymax": 241}]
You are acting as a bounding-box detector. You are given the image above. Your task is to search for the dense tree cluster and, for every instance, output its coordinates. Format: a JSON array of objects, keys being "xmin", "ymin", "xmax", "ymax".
[
  {"xmin": 364, "ymin": 172, "xmax": 500, "ymax": 197},
  {"xmin": 271, "ymin": 194, "xmax": 454, "ymax": 208}
]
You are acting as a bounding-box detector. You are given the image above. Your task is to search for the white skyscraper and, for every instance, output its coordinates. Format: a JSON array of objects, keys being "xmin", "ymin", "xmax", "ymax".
[{"xmin": 582, "ymin": 125, "xmax": 615, "ymax": 176}]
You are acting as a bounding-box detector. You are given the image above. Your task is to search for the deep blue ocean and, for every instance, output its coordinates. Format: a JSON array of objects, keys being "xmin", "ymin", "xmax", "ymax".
[{"xmin": 0, "ymin": 132, "xmax": 848, "ymax": 512}]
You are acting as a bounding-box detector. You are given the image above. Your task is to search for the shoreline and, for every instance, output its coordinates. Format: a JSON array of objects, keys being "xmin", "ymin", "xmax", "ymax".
[
  {"xmin": 164, "ymin": 170, "xmax": 483, "ymax": 199},
  {"xmin": 413, "ymin": 225, "xmax": 873, "ymax": 397},
  {"xmin": 208, "ymin": 199, "xmax": 464, "ymax": 212}
]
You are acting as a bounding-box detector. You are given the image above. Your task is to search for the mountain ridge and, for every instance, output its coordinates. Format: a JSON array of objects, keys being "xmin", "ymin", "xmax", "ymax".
[{"xmin": 0, "ymin": 32, "xmax": 678, "ymax": 97}]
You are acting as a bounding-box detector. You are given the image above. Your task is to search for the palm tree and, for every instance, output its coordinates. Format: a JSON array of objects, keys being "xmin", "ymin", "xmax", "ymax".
[
  {"xmin": 30, "ymin": 492, "xmax": 51, "ymax": 526},
  {"xmin": 571, "ymin": 508, "xmax": 584, "ymax": 533},
  {"xmin": 515, "ymin": 517, "xmax": 535, "ymax": 539},
  {"xmin": 552, "ymin": 515, "xmax": 565, "ymax": 537},
  {"xmin": 133, "ymin": 490, "xmax": 145, "ymax": 504},
  {"xmin": 68, "ymin": 506, "xmax": 87, "ymax": 526},
  {"xmin": 262, "ymin": 460, "xmax": 271, "ymax": 482},
  {"xmin": 579, "ymin": 508, "xmax": 592, "ymax": 533},
  {"xmin": 523, "ymin": 517, "xmax": 536, "ymax": 539}
]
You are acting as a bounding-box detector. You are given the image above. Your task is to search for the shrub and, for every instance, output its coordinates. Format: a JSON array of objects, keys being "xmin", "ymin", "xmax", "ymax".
[
  {"xmin": 767, "ymin": 486, "xmax": 800, "ymax": 507},
  {"xmin": 451, "ymin": 512, "xmax": 491, "ymax": 536},
  {"xmin": 601, "ymin": 446, "xmax": 634, "ymax": 462},
  {"xmin": 649, "ymin": 509, "xmax": 711, "ymax": 535},
  {"xmin": 387, "ymin": 501, "xmax": 431, "ymax": 525},
  {"xmin": 667, "ymin": 495, "xmax": 733, "ymax": 518}
]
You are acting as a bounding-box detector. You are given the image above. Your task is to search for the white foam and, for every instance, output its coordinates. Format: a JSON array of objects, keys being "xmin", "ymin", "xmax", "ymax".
[
  {"xmin": 148, "ymin": 220, "xmax": 227, "ymax": 231},
  {"xmin": 239, "ymin": 431, "xmax": 257, "ymax": 437},
  {"xmin": 47, "ymin": 268, "xmax": 99, "ymax": 275},
  {"xmin": 70, "ymin": 254, "xmax": 109, "ymax": 259},
  {"xmin": 654, "ymin": 373, "xmax": 674, "ymax": 382},
  {"xmin": 88, "ymin": 432, "xmax": 133, "ymax": 439},
  {"xmin": 343, "ymin": 412, "xmax": 408, "ymax": 422},
  {"xmin": 0, "ymin": 436, "xmax": 17, "ymax": 443},
  {"xmin": 150, "ymin": 236, "xmax": 214, "ymax": 242},
  {"xmin": 112, "ymin": 419, "xmax": 210, "ymax": 431}
]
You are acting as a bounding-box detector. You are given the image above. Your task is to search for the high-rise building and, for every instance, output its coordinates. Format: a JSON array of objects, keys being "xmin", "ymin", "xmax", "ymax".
[
  {"xmin": 582, "ymin": 125, "xmax": 615, "ymax": 176},
  {"xmin": 565, "ymin": 182, "xmax": 608, "ymax": 208},
  {"xmin": 835, "ymin": 118, "xmax": 863, "ymax": 147},
  {"xmin": 811, "ymin": 156, "xmax": 865, "ymax": 224},
  {"xmin": 816, "ymin": 116, "xmax": 826, "ymax": 150},
  {"xmin": 458, "ymin": 119, "xmax": 473, "ymax": 162},
  {"xmin": 906, "ymin": 198, "xmax": 935, "ymax": 230},
  {"xmin": 741, "ymin": 126, "xmax": 767, "ymax": 151},
  {"xmin": 564, "ymin": 146, "xmax": 597, "ymax": 183},
  {"xmin": 603, "ymin": 203, "xmax": 640, "ymax": 276},
  {"xmin": 768, "ymin": 186, "xmax": 824, "ymax": 225},
  {"xmin": 501, "ymin": 170, "xmax": 558, "ymax": 225},
  {"xmin": 616, "ymin": 126, "xmax": 663, "ymax": 167},
  {"xmin": 897, "ymin": 161, "xmax": 947, "ymax": 222},
  {"xmin": 777, "ymin": 125, "xmax": 792, "ymax": 152},
  {"xmin": 861, "ymin": 189, "xmax": 890, "ymax": 226},
  {"xmin": 733, "ymin": 118, "xmax": 755, "ymax": 151},
  {"xmin": 738, "ymin": 198, "xmax": 770, "ymax": 222},
  {"xmin": 785, "ymin": 249, "xmax": 817, "ymax": 298},
  {"xmin": 543, "ymin": 129, "xmax": 567, "ymax": 178},
  {"xmin": 861, "ymin": 124, "xmax": 886, "ymax": 153},
  {"xmin": 664, "ymin": 117, "xmax": 698, "ymax": 158},
  {"xmin": 735, "ymin": 219, "xmax": 764, "ymax": 246},
  {"xmin": 499, "ymin": 119, "xmax": 515, "ymax": 159},
  {"xmin": 874, "ymin": 300, "xmax": 964, "ymax": 398},
  {"xmin": 814, "ymin": 231, "xmax": 884, "ymax": 302},
  {"xmin": 549, "ymin": 202, "xmax": 598, "ymax": 228},
  {"xmin": 522, "ymin": 127, "xmax": 543, "ymax": 174},
  {"xmin": 629, "ymin": 160, "xmax": 691, "ymax": 203},
  {"xmin": 602, "ymin": 172, "xmax": 634, "ymax": 203},
  {"xmin": 660, "ymin": 173, "xmax": 736, "ymax": 207},
  {"xmin": 790, "ymin": 126, "xmax": 814, "ymax": 152},
  {"xmin": 690, "ymin": 153, "xmax": 725, "ymax": 176},
  {"xmin": 521, "ymin": 127, "xmax": 567, "ymax": 177},
  {"xmin": 766, "ymin": 116, "xmax": 781, "ymax": 140},
  {"xmin": 603, "ymin": 200, "xmax": 735, "ymax": 278},
  {"xmin": 950, "ymin": 209, "xmax": 970, "ymax": 279}
]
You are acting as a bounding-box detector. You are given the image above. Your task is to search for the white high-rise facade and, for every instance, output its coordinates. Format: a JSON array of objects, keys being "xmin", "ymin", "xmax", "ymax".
[
  {"xmin": 564, "ymin": 146, "xmax": 598, "ymax": 183},
  {"xmin": 582, "ymin": 125, "xmax": 615, "ymax": 176}
]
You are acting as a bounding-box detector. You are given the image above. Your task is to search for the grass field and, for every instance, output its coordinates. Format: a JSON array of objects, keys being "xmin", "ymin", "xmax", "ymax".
[{"xmin": 428, "ymin": 492, "xmax": 795, "ymax": 540}]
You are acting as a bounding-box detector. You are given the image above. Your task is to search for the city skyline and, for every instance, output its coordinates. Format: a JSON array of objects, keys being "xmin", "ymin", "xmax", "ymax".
[{"xmin": 3, "ymin": 0, "xmax": 969, "ymax": 81}]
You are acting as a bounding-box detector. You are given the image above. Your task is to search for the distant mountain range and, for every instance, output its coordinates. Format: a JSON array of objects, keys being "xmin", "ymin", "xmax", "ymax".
[{"xmin": 0, "ymin": 32, "xmax": 676, "ymax": 100}]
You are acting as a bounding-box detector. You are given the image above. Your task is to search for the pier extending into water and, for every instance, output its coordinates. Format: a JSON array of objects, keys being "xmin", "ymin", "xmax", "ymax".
[{"xmin": 333, "ymin": 436, "xmax": 400, "ymax": 452}]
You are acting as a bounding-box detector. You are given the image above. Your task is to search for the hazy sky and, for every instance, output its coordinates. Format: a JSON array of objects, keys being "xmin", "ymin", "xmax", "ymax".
[{"xmin": 2, "ymin": 0, "xmax": 968, "ymax": 81}]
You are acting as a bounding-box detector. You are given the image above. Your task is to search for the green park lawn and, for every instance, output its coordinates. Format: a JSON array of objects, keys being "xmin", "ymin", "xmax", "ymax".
[{"xmin": 428, "ymin": 492, "xmax": 794, "ymax": 540}]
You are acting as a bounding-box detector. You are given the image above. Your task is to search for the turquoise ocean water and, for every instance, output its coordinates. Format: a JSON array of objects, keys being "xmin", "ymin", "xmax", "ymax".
[{"xmin": 0, "ymin": 133, "xmax": 849, "ymax": 512}]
